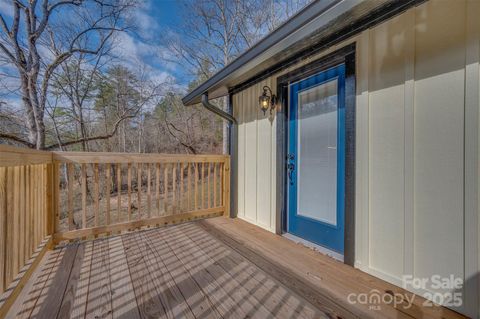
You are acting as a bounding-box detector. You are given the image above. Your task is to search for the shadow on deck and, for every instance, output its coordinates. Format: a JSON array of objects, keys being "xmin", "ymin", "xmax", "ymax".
[
  {"xmin": 9, "ymin": 220, "xmax": 324, "ymax": 319},
  {"xmin": 7, "ymin": 217, "xmax": 467, "ymax": 319}
]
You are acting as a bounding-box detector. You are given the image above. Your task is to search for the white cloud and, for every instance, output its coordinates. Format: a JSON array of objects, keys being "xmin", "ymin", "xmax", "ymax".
[
  {"xmin": 130, "ymin": 0, "xmax": 161, "ymax": 41},
  {"xmin": 149, "ymin": 71, "xmax": 171, "ymax": 84},
  {"xmin": 134, "ymin": 11, "xmax": 159, "ymax": 40},
  {"xmin": 114, "ymin": 32, "xmax": 138, "ymax": 61},
  {"xmin": 111, "ymin": 32, "xmax": 179, "ymax": 86}
]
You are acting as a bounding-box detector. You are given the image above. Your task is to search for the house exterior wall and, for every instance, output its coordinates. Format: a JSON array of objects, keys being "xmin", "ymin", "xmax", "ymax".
[{"xmin": 231, "ymin": 0, "xmax": 480, "ymax": 316}]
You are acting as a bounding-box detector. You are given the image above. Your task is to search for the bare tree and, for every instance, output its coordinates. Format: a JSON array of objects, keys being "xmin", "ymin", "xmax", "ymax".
[
  {"xmin": 88, "ymin": 64, "xmax": 162, "ymax": 152},
  {"xmin": 161, "ymin": 92, "xmax": 199, "ymax": 154},
  {"xmin": 165, "ymin": 0, "xmax": 249, "ymax": 154},
  {"xmin": 0, "ymin": 0, "xmax": 311, "ymax": 154},
  {"xmin": 49, "ymin": 44, "xmax": 113, "ymax": 151},
  {"xmin": 0, "ymin": 0, "xmax": 134, "ymax": 149},
  {"xmin": 167, "ymin": 0, "xmax": 312, "ymax": 154}
]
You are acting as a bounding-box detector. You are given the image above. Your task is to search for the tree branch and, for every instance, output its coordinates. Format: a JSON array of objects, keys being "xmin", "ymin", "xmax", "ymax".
[
  {"xmin": 0, "ymin": 14, "xmax": 9, "ymax": 34},
  {"xmin": 0, "ymin": 42, "xmax": 16, "ymax": 63},
  {"xmin": 0, "ymin": 132, "xmax": 35, "ymax": 148},
  {"xmin": 34, "ymin": 0, "xmax": 82, "ymax": 41},
  {"xmin": 45, "ymin": 112, "xmax": 135, "ymax": 150}
]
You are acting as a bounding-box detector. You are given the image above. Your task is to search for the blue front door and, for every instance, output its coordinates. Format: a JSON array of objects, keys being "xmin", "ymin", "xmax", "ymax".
[{"xmin": 287, "ymin": 64, "xmax": 345, "ymax": 254}]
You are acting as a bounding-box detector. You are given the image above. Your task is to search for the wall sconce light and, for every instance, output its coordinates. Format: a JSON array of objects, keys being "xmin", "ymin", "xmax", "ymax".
[{"xmin": 259, "ymin": 86, "xmax": 277, "ymax": 115}]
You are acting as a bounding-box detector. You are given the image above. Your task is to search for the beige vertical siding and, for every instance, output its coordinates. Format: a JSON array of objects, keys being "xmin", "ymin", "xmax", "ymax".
[
  {"xmin": 232, "ymin": 0, "xmax": 480, "ymax": 316},
  {"xmin": 413, "ymin": 0, "xmax": 465, "ymax": 293},
  {"xmin": 234, "ymin": 77, "xmax": 277, "ymax": 231}
]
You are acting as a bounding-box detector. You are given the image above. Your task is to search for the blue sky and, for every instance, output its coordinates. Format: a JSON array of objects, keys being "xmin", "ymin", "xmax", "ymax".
[
  {"xmin": 0, "ymin": 0, "xmax": 195, "ymax": 96},
  {"xmin": 112, "ymin": 0, "xmax": 192, "ymax": 89}
]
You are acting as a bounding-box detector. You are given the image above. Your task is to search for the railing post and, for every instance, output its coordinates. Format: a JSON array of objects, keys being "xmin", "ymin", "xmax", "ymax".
[{"xmin": 222, "ymin": 157, "xmax": 231, "ymax": 218}]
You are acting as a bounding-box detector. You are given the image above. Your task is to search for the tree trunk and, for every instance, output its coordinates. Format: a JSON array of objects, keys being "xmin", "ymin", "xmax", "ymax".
[{"xmin": 19, "ymin": 73, "xmax": 38, "ymax": 147}]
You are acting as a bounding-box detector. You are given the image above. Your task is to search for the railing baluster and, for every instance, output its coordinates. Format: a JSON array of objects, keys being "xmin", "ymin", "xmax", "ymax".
[
  {"xmin": 164, "ymin": 164, "xmax": 169, "ymax": 214},
  {"xmin": 24, "ymin": 166, "xmax": 30, "ymax": 260},
  {"xmin": 106, "ymin": 163, "xmax": 111, "ymax": 226},
  {"xmin": 180, "ymin": 163, "xmax": 184, "ymax": 212},
  {"xmin": 137, "ymin": 163, "xmax": 142, "ymax": 220},
  {"xmin": 207, "ymin": 163, "xmax": 211, "ymax": 209},
  {"xmin": 43, "ymin": 165, "xmax": 46, "ymax": 235},
  {"xmin": 37, "ymin": 166, "xmax": 41, "ymax": 240},
  {"xmin": 220, "ymin": 162, "xmax": 224, "ymax": 207},
  {"xmin": 39, "ymin": 166, "xmax": 43, "ymax": 237},
  {"xmin": 54, "ymin": 163, "xmax": 60, "ymax": 234},
  {"xmin": 81, "ymin": 164, "xmax": 87, "ymax": 229},
  {"xmin": 38, "ymin": 166, "xmax": 42, "ymax": 238},
  {"xmin": 213, "ymin": 163, "xmax": 217, "ymax": 207},
  {"xmin": 32, "ymin": 167, "xmax": 37, "ymax": 249},
  {"xmin": 172, "ymin": 163, "xmax": 176, "ymax": 214},
  {"xmin": 33, "ymin": 166, "xmax": 37, "ymax": 247},
  {"xmin": 201, "ymin": 163, "xmax": 205, "ymax": 209},
  {"xmin": 127, "ymin": 163, "xmax": 132, "ymax": 221},
  {"xmin": 194, "ymin": 163, "xmax": 198, "ymax": 210},
  {"xmin": 187, "ymin": 163, "xmax": 191, "ymax": 212},
  {"xmin": 25, "ymin": 166, "xmax": 30, "ymax": 256},
  {"xmin": 34, "ymin": 166, "xmax": 37, "ymax": 242},
  {"xmin": 117, "ymin": 163, "xmax": 121, "ymax": 223},
  {"xmin": 42, "ymin": 165, "xmax": 46, "ymax": 236},
  {"xmin": 41, "ymin": 166, "xmax": 45, "ymax": 237},
  {"xmin": 41, "ymin": 165, "xmax": 46, "ymax": 236},
  {"xmin": 94, "ymin": 163, "xmax": 99, "ymax": 227},
  {"xmin": 147, "ymin": 163, "xmax": 151, "ymax": 219},
  {"xmin": 19, "ymin": 166, "xmax": 25, "ymax": 268},
  {"xmin": 5, "ymin": 167, "xmax": 13, "ymax": 285},
  {"xmin": 67, "ymin": 163, "xmax": 74, "ymax": 230},
  {"xmin": 223, "ymin": 160, "xmax": 230, "ymax": 217},
  {"xmin": 13, "ymin": 167, "xmax": 19, "ymax": 276},
  {"xmin": 156, "ymin": 163, "xmax": 160, "ymax": 216}
]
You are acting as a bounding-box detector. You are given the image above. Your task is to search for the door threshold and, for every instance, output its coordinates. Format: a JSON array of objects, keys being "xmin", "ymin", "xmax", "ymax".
[{"xmin": 282, "ymin": 233, "xmax": 344, "ymax": 262}]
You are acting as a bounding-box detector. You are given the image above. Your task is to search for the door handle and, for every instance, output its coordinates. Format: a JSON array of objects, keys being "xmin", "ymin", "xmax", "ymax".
[{"xmin": 287, "ymin": 163, "xmax": 295, "ymax": 185}]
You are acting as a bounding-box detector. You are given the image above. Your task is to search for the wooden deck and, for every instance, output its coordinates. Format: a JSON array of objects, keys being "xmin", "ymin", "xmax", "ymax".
[
  {"xmin": 6, "ymin": 217, "xmax": 467, "ymax": 319},
  {"xmin": 7, "ymin": 220, "xmax": 325, "ymax": 319}
]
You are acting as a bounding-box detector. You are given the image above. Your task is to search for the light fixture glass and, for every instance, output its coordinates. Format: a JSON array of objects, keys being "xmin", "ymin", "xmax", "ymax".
[{"xmin": 259, "ymin": 86, "xmax": 277, "ymax": 115}]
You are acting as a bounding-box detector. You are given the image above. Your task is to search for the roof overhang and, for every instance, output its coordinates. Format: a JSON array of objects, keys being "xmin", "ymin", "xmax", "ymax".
[{"xmin": 182, "ymin": 0, "xmax": 420, "ymax": 105}]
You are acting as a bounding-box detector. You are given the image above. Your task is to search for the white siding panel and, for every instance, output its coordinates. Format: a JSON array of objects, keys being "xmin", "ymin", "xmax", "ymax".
[
  {"xmin": 244, "ymin": 87, "xmax": 258, "ymax": 223},
  {"xmin": 235, "ymin": 93, "xmax": 245, "ymax": 219},
  {"xmin": 413, "ymin": 0, "xmax": 465, "ymax": 288},
  {"xmin": 368, "ymin": 13, "xmax": 406, "ymax": 278},
  {"xmin": 256, "ymin": 80, "xmax": 273, "ymax": 229},
  {"xmin": 355, "ymin": 31, "xmax": 370, "ymax": 271},
  {"xmin": 464, "ymin": 1, "xmax": 480, "ymax": 316}
]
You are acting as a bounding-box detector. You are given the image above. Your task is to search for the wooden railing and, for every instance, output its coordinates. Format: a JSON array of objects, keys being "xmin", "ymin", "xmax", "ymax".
[
  {"xmin": 0, "ymin": 145, "xmax": 230, "ymax": 316},
  {"xmin": 0, "ymin": 145, "xmax": 54, "ymax": 316},
  {"xmin": 52, "ymin": 152, "xmax": 230, "ymax": 241}
]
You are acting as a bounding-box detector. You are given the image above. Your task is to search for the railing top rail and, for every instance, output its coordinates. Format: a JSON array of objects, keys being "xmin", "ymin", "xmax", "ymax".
[
  {"xmin": 0, "ymin": 145, "xmax": 229, "ymax": 166},
  {"xmin": 0, "ymin": 145, "xmax": 53, "ymax": 167},
  {"xmin": 52, "ymin": 151, "xmax": 229, "ymax": 164}
]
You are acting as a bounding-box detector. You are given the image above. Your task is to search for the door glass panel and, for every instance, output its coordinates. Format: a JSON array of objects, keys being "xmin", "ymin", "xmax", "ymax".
[{"xmin": 297, "ymin": 79, "xmax": 337, "ymax": 225}]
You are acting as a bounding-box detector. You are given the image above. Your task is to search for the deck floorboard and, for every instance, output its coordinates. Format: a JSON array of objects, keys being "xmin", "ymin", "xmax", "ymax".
[{"xmin": 144, "ymin": 225, "xmax": 222, "ymax": 319}]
